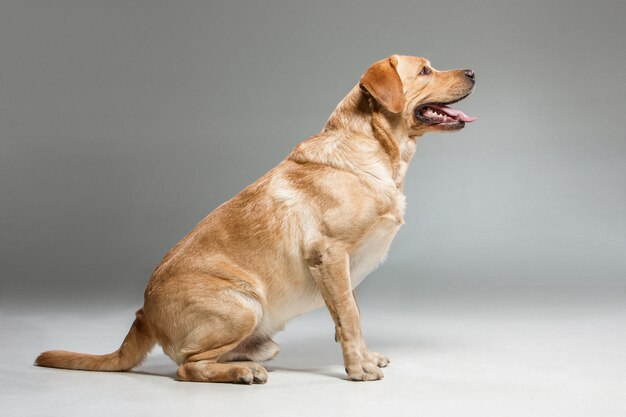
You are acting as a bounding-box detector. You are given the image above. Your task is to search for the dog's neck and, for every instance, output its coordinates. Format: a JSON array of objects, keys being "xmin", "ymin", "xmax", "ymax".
[{"xmin": 288, "ymin": 85, "xmax": 417, "ymax": 190}]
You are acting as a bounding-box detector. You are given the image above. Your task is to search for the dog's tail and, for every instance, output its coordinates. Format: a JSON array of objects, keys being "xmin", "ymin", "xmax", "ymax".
[{"xmin": 35, "ymin": 309, "xmax": 155, "ymax": 372}]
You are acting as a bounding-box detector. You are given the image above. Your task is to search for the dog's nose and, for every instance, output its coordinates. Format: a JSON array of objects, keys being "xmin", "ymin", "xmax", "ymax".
[{"xmin": 464, "ymin": 69, "xmax": 475, "ymax": 80}]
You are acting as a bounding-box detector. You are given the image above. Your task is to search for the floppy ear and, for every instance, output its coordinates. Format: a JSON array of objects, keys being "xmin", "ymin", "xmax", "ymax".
[{"xmin": 359, "ymin": 55, "xmax": 405, "ymax": 113}]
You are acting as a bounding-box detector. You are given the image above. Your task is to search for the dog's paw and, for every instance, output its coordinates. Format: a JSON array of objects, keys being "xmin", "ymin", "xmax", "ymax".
[
  {"xmin": 248, "ymin": 363, "xmax": 268, "ymax": 384},
  {"xmin": 235, "ymin": 367, "xmax": 255, "ymax": 384},
  {"xmin": 366, "ymin": 351, "xmax": 390, "ymax": 368},
  {"xmin": 345, "ymin": 361, "xmax": 384, "ymax": 381},
  {"xmin": 229, "ymin": 362, "xmax": 268, "ymax": 384}
]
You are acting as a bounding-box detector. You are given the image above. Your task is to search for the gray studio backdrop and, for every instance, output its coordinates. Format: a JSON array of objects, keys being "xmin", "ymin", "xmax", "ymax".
[{"xmin": 1, "ymin": 0, "xmax": 625, "ymax": 308}]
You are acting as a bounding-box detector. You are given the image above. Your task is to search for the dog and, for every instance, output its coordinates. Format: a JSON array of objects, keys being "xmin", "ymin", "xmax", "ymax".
[{"xmin": 35, "ymin": 55, "xmax": 475, "ymax": 383}]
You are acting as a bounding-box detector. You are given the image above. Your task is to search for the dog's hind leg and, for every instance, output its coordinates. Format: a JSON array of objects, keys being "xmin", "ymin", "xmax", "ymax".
[
  {"xmin": 144, "ymin": 268, "xmax": 269, "ymax": 384},
  {"xmin": 158, "ymin": 285, "xmax": 267, "ymax": 384},
  {"xmin": 174, "ymin": 308, "xmax": 269, "ymax": 384},
  {"xmin": 177, "ymin": 360, "xmax": 268, "ymax": 384}
]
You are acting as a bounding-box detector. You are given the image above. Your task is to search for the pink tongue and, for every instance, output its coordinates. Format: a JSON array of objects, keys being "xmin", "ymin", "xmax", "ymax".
[{"xmin": 431, "ymin": 104, "xmax": 476, "ymax": 122}]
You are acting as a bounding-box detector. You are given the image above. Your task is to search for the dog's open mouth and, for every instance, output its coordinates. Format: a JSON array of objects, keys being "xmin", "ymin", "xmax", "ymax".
[{"xmin": 414, "ymin": 103, "xmax": 476, "ymax": 128}]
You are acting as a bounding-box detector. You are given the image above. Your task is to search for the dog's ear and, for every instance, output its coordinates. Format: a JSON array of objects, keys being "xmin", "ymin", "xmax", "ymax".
[{"xmin": 359, "ymin": 55, "xmax": 405, "ymax": 114}]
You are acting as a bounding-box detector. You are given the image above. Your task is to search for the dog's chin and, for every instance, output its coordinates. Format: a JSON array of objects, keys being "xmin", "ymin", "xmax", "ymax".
[{"xmin": 413, "ymin": 96, "xmax": 476, "ymax": 132}]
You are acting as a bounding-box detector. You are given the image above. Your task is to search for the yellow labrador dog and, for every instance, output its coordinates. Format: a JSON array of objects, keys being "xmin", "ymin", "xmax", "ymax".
[{"xmin": 36, "ymin": 55, "xmax": 475, "ymax": 383}]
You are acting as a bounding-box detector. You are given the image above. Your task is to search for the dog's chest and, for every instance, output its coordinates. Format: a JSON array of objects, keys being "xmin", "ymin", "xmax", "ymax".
[{"xmin": 349, "ymin": 196, "xmax": 405, "ymax": 289}]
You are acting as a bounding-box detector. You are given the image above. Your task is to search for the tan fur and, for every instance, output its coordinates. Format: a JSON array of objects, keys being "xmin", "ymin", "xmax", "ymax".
[{"xmin": 35, "ymin": 55, "xmax": 475, "ymax": 383}]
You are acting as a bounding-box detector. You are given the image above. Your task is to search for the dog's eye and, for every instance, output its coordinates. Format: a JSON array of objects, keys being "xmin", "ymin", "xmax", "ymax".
[{"xmin": 419, "ymin": 66, "xmax": 431, "ymax": 75}]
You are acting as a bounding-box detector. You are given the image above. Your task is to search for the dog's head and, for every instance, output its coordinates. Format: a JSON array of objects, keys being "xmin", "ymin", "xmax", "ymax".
[{"xmin": 359, "ymin": 55, "xmax": 476, "ymax": 135}]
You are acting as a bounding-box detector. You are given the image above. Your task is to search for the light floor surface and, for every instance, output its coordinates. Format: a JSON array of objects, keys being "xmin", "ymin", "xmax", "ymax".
[{"xmin": 2, "ymin": 289, "xmax": 625, "ymax": 417}]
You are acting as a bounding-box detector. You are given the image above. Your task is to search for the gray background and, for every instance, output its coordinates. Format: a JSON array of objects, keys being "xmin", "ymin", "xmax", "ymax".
[
  {"xmin": 2, "ymin": 0, "xmax": 624, "ymax": 306},
  {"xmin": 2, "ymin": 1, "xmax": 626, "ymax": 416}
]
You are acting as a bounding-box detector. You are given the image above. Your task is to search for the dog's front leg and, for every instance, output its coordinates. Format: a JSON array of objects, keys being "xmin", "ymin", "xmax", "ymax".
[{"xmin": 305, "ymin": 240, "xmax": 387, "ymax": 381}]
